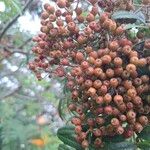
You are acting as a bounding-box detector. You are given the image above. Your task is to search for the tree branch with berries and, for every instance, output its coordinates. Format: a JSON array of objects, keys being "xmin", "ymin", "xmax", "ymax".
[{"xmin": 30, "ymin": 0, "xmax": 150, "ymax": 149}]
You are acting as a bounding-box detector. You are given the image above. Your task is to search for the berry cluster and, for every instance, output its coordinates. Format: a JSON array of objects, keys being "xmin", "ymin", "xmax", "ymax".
[{"xmin": 29, "ymin": 0, "xmax": 150, "ymax": 149}]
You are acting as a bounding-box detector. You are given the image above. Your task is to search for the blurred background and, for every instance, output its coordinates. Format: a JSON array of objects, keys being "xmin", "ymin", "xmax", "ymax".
[{"xmin": 0, "ymin": 0, "xmax": 65, "ymax": 149}]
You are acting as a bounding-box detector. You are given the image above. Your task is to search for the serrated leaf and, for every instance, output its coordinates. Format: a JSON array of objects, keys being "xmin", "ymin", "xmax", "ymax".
[
  {"xmin": 103, "ymin": 141, "xmax": 137, "ymax": 150},
  {"xmin": 57, "ymin": 126, "xmax": 83, "ymax": 150},
  {"xmin": 112, "ymin": 11, "xmax": 145, "ymax": 24}
]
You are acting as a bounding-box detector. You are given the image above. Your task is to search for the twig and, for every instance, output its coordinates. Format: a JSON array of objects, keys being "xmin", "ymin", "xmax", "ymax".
[
  {"xmin": 0, "ymin": 0, "xmax": 34, "ymax": 41},
  {"xmin": 75, "ymin": 0, "xmax": 80, "ymax": 10},
  {"xmin": 18, "ymin": 38, "xmax": 32, "ymax": 49},
  {"xmin": 0, "ymin": 44, "xmax": 29, "ymax": 56}
]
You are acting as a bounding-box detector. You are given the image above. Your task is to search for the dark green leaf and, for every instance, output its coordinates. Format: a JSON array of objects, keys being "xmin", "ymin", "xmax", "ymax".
[
  {"xmin": 58, "ymin": 144, "xmax": 73, "ymax": 150},
  {"xmin": 58, "ymin": 98, "xmax": 64, "ymax": 120},
  {"xmin": 103, "ymin": 135, "xmax": 125, "ymax": 143},
  {"xmin": 57, "ymin": 134, "xmax": 83, "ymax": 150},
  {"xmin": 112, "ymin": 11, "xmax": 145, "ymax": 24},
  {"xmin": 137, "ymin": 141, "xmax": 150, "ymax": 150},
  {"xmin": 138, "ymin": 125, "xmax": 150, "ymax": 140},
  {"xmin": 57, "ymin": 126, "xmax": 75, "ymax": 135},
  {"xmin": 57, "ymin": 126, "xmax": 83, "ymax": 150},
  {"xmin": 103, "ymin": 141, "xmax": 137, "ymax": 150}
]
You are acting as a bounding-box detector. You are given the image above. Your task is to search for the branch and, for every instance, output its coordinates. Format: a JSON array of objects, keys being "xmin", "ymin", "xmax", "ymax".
[
  {"xmin": 0, "ymin": 44, "xmax": 29, "ymax": 56},
  {"xmin": 18, "ymin": 38, "xmax": 32, "ymax": 49},
  {"xmin": 0, "ymin": 0, "xmax": 34, "ymax": 41}
]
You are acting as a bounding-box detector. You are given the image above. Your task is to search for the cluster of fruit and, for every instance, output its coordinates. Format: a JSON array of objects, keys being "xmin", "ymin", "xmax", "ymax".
[{"xmin": 29, "ymin": 0, "xmax": 150, "ymax": 149}]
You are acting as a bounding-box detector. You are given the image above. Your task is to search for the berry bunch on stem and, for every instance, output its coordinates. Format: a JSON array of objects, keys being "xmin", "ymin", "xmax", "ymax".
[{"xmin": 29, "ymin": 0, "xmax": 150, "ymax": 149}]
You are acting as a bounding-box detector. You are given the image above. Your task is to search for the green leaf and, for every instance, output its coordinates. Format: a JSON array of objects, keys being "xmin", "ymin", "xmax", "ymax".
[
  {"xmin": 103, "ymin": 135, "xmax": 125, "ymax": 143},
  {"xmin": 58, "ymin": 98, "xmax": 64, "ymax": 120},
  {"xmin": 137, "ymin": 141, "xmax": 150, "ymax": 150},
  {"xmin": 112, "ymin": 11, "xmax": 145, "ymax": 24},
  {"xmin": 57, "ymin": 134, "xmax": 83, "ymax": 150},
  {"xmin": 57, "ymin": 126, "xmax": 83, "ymax": 150},
  {"xmin": 133, "ymin": 0, "xmax": 142, "ymax": 4},
  {"xmin": 11, "ymin": 0, "xmax": 22, "ymax": 15},
  {"xmin": 138, "ymin": 125, "xmax": 150, "ymax": 140},
  {"xmin": 58, "ymin": 144, "xmax": 73, "ymax": 150},
  {"xmin": 57, "ymin": 126, "xmax": 75, "ymax": 135},
  {"xmin": 103, "ymin": 141, "xmax": 137, "ymax": 150},
  {"xmin": 124, "ymin": 24, "xmax": 149, "ymax": 30}
]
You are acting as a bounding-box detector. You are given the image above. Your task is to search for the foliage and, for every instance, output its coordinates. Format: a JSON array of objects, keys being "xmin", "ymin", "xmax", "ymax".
[{"xmin": 0, "ymin": 0, "xmax": 22, "ymax": 22}]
